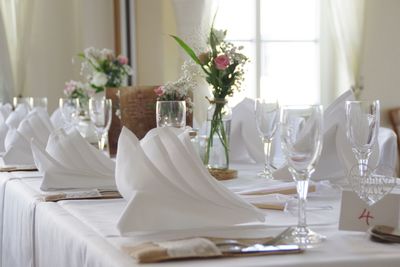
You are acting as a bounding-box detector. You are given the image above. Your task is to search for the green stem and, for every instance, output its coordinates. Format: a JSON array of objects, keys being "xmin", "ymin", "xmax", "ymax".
[{"xmin": 205, "ymin": 101, "xmax": 230, "ymax": 169}]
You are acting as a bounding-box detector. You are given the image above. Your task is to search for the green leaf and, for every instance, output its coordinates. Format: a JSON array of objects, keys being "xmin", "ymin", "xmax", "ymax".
[{"xmin": 170, "ymin": 35, "xmax": 201, "ymax": 65}]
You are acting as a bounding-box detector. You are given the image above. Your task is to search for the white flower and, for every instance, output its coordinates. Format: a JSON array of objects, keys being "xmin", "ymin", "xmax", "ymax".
[
  {"xmin": 91, "ymin": 72, "xmax": 108, "ymax": 87},
  {"xmin": 211, "ymin": 29, "xmax": 226, "ymax": 44},
  {"xmin": 100, "ymin": 48, "xmax": 114, "ymax": 60}
]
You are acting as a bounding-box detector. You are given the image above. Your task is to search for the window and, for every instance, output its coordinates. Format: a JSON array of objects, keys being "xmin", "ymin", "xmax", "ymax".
[{"xmin": 215, "ymin": 0, "xmax": 320, "ymax": 106}]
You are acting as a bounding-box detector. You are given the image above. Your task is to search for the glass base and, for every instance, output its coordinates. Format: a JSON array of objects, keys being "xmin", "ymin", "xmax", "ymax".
[
  {"xmin": 279, "ymin": 226, "xmax": 325, "ymax": 248},
  {"xmin": 257, "ymin": 170, "xmax": 274, "ymax": 180}
]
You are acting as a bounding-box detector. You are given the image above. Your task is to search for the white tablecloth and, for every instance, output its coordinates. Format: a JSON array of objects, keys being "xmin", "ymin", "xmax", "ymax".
[{"xmin": 0, "ymin": 167, "xmax": 400, "ymax": 267}]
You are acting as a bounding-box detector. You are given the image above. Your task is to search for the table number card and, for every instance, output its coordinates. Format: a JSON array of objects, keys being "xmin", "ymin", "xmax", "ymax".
[{"xmin": 339, "ymin": 190, "xmax": 400, "ymax": 231}]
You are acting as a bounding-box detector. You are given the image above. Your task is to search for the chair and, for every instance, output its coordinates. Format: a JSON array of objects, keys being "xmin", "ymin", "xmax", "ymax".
[{"xmin": 389, "ymin": 107, "xmax": 400, "ymax": 154}]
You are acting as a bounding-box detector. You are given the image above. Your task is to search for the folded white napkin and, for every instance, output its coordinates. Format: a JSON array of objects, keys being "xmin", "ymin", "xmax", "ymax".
[
  {"xmin": 5, "ymin": 103, "xmax": 29, "ymax": 129},
  {"xmin": 116, "ymin": 127, "xmax": 265, "ymax": 234},
  {"xmin": 3, "ymin": 108, "xmax": 53, "ymax": 165},
  {"xmin": 0, "ymin": 103, "xmax": 12, "ymax": 152},
  {"xmin": 31, "ymin": 128, "xmax": 116, "ymax": 191},
  {"xmin": 50, "ymin": 108, "xmax": 65, "ymax": 130}
]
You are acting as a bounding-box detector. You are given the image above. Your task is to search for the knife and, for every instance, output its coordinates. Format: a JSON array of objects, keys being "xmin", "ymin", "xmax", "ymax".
[{"xmin": 220, "ymin": 244, "xmax": 303, "ymax": 255}]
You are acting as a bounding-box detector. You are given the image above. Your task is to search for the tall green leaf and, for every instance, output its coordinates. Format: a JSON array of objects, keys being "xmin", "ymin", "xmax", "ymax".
[{"xmin": 170, "ymin": 35, "xmax": 201, "ymax": 65}]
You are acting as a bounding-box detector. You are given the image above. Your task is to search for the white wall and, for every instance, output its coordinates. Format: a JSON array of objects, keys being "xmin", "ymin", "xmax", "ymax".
[
  {"xmin": 24, "ymin": 0, "xmax": 114, "ymax": 113},
  {"xmin": 361, "ymin": 0, "xmax": 400, "ymax": 127}
]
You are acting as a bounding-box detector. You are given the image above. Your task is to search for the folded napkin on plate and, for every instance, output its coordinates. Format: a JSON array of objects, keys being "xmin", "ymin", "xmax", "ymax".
[
  {"xmin": 3, "ymin": 108, "xmax": 53, "ymax": 165},
  {"xmin": 31, "ymin": 128, "xmax": 116, "ymax": 191},
  {"xmin": 230, "ymin": 98, "xmax": 283, "ymax": 164},
  {"xmin": 116, "ymin": 127, "xmax": 265, "ymax": 233}
]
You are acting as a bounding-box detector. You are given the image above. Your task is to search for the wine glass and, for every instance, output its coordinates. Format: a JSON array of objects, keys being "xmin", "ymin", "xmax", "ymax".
[
  {"xmin": 59, "ymin": 98, "xmax": 81, "ymax": 129},
  {"xmin": 254, "ymin": 99, "xmax": 279, "ymax": 179},
  {"xmin": 30, "ymin": 97, "xmax": 48, "ymax": 111},
  {"xmin": 13, "ymin": 97, "xmax": 32, "ymax": 110},
  {"xmin": 88, "ymin": 98, "xmax": 112, "ymax": 150},
  {"xmin": 345, "ymin": 100, "xmax": 380, "ymax": 177},
  {"xmin": 280, "ymin": 105, "xmax": 324, "ymax": 246},
  {"xmin": 156, "ymin": 100, "xmax": 186, "ymax": 128}
]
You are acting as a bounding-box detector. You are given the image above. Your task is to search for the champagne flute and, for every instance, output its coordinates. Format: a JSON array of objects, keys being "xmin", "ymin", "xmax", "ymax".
[
  {"xmin": 280, "ymin": 105, "xmax": 324, "ymax": 246},
  {"xmin": 88, "ymin": 98, "xmax": 112, "ymax": 150},
  {"xmin": 254, "ymin": 99, "xmax": 279, "ymax": 179},
  {"xmin": 345, "ymin": 100, "xmax": 380, "ymax": 177}
]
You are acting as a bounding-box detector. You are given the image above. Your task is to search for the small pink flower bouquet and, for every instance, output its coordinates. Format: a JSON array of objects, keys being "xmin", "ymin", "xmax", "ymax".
[
  {"xmin": 171, "ymin": 26, "xmax": 248, "ymax": 99},
  {"xmin": 63, "ymin": 80, "xmax": 93, "ymax": 106},
  {"xmin": 79, "ymin": 47, "xmax": 132, "ymax": 93},
  {"xmin": 154, "ymin": 63, "xmax": 195, "ymax": 113}
]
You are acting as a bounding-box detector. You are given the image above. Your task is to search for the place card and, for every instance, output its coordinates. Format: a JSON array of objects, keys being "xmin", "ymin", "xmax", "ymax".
[{"xmin": 339, "ymin": 190, "xmax": 400, "ymax": 232}]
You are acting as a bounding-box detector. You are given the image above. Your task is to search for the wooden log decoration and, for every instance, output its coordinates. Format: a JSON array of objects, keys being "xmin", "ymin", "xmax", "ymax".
[{"xmin": 106, "ymin": 86, "xmax": 193, "ymax": 156}]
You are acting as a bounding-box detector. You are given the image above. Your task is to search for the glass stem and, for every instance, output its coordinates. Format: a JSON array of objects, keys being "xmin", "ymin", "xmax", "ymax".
[
  {"xmin": 296, "ymin": 178, "xmax": 309, "ymax": 229},
  {"xmin": 263, "ymin": 138, "xmax": 272, "ymax": 175},
  {"xmin": 97, "ymin": 131, "xmax": 105, "ymax": 151},
  {"xmin": 356, "ymin": 151, "xmax": 370, "ymax": 177}
]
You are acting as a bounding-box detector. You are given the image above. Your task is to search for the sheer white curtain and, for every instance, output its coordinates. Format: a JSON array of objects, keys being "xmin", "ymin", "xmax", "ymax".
[
  {"xmin": 328, "ymin": 0, "xmax": 365, "ymax": 98},
  {"xmin": 172, "ymin": 0, "xmax": 216, "ymax": 125},
  {"xmin": 0, "ymin": 11, "xmax": 13, "ymax": 103},
  {"xmin": 0, "ymin": 0, "xmax": 35, "ymax": 97}
]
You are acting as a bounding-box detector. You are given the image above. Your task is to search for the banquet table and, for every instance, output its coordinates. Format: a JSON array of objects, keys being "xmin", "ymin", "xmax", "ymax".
[{"xmin": 1, "ymin": 164, "xmax": 400, "ymax": 267}]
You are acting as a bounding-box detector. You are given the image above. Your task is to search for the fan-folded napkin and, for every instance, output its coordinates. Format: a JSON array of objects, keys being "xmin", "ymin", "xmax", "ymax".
[
  {"xmin": 115, "ymin": 127, "xmax": 265, "ymax": 234},
  {"xmin": 31, "ymin": 128, "xmax": 116, "ymax": 191},
  {"xmin": 5, "ymin": 103, "xmax": 29, "ymax": 129},
  {"xmin": 3, "ymin": 108, "xmax": 53, "ymax": 165}
]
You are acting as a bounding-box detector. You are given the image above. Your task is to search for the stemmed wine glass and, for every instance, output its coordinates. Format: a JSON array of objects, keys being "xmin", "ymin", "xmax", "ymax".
[
  {"xmin": 345, "ymin": 100, "xmax": 396, "ymax": 206},
  {"xmin": 254, "ymin": 99, "xmax": 279, "ymax": 179},
  {"xmin": 345, "ymin": 100, "xmax": 380, "ymax": 177},
  {"xmin": 280, "ymin": 105, "xmax": 324, "ymax": 246},
  {"xmin": 88, "ymin": 98, "xmax": 112, "ymax": 150},
  {"xmin": 59, "ymin": 98, "xmax": 81, "ymax": 129}
]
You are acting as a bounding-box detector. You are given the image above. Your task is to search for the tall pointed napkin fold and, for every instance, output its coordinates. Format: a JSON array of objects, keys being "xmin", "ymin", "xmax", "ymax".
[
  {"xmin": 3, "ymin": 108, "xmax": 53, "ymax": 165},
  {"xmin": 0, "ymin": 103, "xmax": 12, "ymax": 152},
  {"xmin": 116, "ymin": 127, "xmax": 265, "ymax": 234},
  {"xmin": 31, "ymin": 128, "xmax": 116, "ymax": 191},
  {"xmin": 50, "ymin": 108, "xmax": 65, "ymax": 130},
  {"xmin": 5, "ymin": 103, "xmax": 29, "ymax": 129}
]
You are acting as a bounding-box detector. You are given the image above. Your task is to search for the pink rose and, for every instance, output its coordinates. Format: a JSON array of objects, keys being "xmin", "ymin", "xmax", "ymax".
[
  {"xmin": 154, "ymin": 86, "xmax": 165, "ymax": 96},
  {"xmin": 117, "ymin": 55, "xmax": 129, "ymax": 65},
  {"xmin": 214, "ymin": 54, "xmax": 230, "ymax": 70}
]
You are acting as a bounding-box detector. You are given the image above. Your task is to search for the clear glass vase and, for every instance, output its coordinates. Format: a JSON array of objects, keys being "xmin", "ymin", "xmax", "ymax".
[{"xmin": 204, "ymin": 98, "xmax": 232, "ymax": 170}]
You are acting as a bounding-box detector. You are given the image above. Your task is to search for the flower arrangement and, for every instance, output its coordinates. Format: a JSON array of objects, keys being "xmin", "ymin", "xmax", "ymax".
[
  {"xmin": 154, "ymin": 62, "xmax": 196, "ymax": 113},
  {"xmin": 172, "ymin": 24, "xmax": 248, "ymax": 169},
  {"xmin": 79, "ymin": 47, "xmax": 132, "ymax": 93},
  {"xmin": 63, "ymin": 80, "xmax": 93, "ymax": 106}
]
